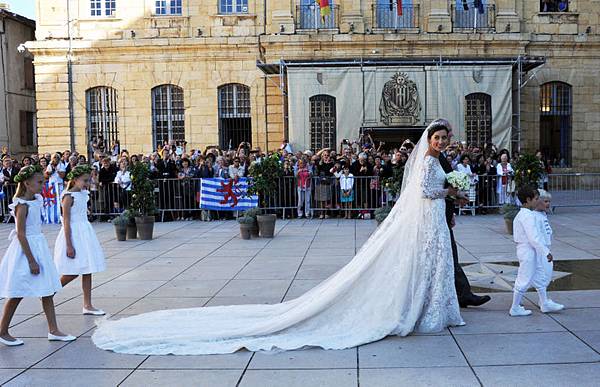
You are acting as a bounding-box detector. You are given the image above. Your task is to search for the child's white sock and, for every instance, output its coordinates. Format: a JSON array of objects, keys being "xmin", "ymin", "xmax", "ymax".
[
  {"xmin": 536, "ymin": 287, "xmax": 548, "ymax": 306},
  {"xmin": 511, "ymin": 290, "xmax": 524, "ymax": 310}
]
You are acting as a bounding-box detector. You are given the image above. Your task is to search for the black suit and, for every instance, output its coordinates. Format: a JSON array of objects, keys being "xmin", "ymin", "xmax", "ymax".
[{"xmin": 438, "ymin": 154, "xmax": 473, "ymax": 303}]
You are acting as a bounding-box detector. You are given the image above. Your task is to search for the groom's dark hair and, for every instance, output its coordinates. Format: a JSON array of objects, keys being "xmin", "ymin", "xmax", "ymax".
[{"xmin": 517, "ymin": 185, "xmax": 539, "ymax": 204}]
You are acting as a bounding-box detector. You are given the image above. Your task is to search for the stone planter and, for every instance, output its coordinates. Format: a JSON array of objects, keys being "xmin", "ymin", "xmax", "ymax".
[
  {"xmin": 126, "ymin": 223, "xmax": 137, "ymax": 240},
  {"xmin": 114, "ymin": 224, "xmax": 127, "ymax": 241},
  {"xmin": 249, "ymin": 220, "xmax": 259, "ymax": 237},
  {"xmin": 257, "ymin": 214, "xmax": 277, "ymax": 238},
  {"xmin": 135, "ymin": 216, "xmax": 155, "ymax": 240},
  {"xmin": 505, "ymin": 218, "xmax": 514, "ymax": 235},
  {"xmin": 239, "ymin": 223, "xmax": 252, "ymax": 240}
]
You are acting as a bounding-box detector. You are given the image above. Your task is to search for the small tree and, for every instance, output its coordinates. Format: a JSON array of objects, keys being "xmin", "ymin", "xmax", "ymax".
[
  {"xmin": 247, "ymin": 154, "xmax": 284, "ymax": 209},
  {"xmin": 513, "ymin": 153, "xmax": 544, "ymax": 191},
  {"xmin": 129, "ymin": 162, "xmax": 157, "ymax": 217}
]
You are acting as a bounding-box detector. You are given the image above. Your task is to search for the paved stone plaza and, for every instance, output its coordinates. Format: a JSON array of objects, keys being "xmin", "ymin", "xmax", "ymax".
[{"xmin": 1, "ymin": 210, "xmax": 600, "ymax": 386}]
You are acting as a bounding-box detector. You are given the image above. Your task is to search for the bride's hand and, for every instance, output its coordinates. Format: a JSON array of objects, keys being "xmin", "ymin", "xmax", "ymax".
[{"xmin": 447, "ymin": 186, "xmax": 459, "ymax": 197}]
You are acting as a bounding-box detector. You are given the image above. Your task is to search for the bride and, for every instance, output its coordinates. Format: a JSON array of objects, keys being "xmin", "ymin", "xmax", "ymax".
[{"xmin": 93, "ymin": 119, "xmax": 465, "ymax": 355}]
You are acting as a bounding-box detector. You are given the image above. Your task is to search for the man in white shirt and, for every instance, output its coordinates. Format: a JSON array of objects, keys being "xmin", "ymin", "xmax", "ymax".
[{"xmin": 228, "ymin": 158, "xmax": 245, "ymax": 179}]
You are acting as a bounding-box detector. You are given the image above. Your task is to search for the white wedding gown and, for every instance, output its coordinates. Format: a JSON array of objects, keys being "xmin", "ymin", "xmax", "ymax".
[{"xmin": 93, "ymin": 131, "xmax": 464, "ymax": 355}]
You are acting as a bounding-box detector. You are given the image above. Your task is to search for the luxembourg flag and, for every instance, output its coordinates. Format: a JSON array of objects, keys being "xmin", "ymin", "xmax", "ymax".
[
  {"xmin": 41, "ymin": 181, "xmax": 63, "ymax": 224},
  {"xmin": 199, "ymin": 178, "xmax": 258, "ymax": 211}
]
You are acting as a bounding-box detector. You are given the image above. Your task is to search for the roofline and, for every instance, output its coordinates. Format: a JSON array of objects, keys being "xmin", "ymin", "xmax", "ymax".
[{"xmin": 0, "ymin": 9, "xmax": 36, "ymax": 29}]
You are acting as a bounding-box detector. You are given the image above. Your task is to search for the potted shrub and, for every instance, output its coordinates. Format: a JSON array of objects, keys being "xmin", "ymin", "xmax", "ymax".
[
  {"xmin": 382, "ymin": 165, "xmax": 404, "ymax": 204},
  {"xmin": 501, "ymin": 204, "xmax": 520, "ymax": 235},
  {"xmin": 247, "ymin": 153, "xmax": 283, "ymax": 238},
  {"xmin": 122, "ymin": 209, "xmax": 137, "ymax": 240},
  {"xmin": 243, "ymin": 208, "xmax": 260, "ymax": 237},
  {"xmin": 111, "ymin": 214, "xmax": 127, "ymax": 241},
  {"xmin": 237, "ymin": 215, "xmax": 255, "ymax": 240},
  {"xmin": 129, "ymin": 162, "xmax": 157, "ymax": 240},
  {"xmin": 374, "ymin": 206, "xmax": 393, "ymax": 225}
]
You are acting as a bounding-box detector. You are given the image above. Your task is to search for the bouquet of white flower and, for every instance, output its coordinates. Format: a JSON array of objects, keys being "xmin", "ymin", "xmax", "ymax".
[{"xmin": 446, "ymin": 171, "xmax": 471, "ymax": 191}]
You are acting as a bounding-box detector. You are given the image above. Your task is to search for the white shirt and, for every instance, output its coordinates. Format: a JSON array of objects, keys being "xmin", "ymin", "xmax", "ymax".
[
  {"xmin": 46, "ymin": 163, "xmax": 66, "ymax": 184},
  {"xmin": 456, "ymin": 163, "xmax": 477, "ymax": 184},
  {"xmin": 228, "ymin": 165, "xmax": 245, "ymax": 179},
  {"xmin": 513, "ymin": 208, "xmax": 550, "ymax": 258},
  {"xmin": 534, "ymin": 211, "xmax": 552, "ymax": 248},
  {"xmin": 339, "ymin": 174, "xmax": 354, "ymax": 191},
  {"xmin": 114, "ymin": 170, "xmax": 132, "ymax": 191}
]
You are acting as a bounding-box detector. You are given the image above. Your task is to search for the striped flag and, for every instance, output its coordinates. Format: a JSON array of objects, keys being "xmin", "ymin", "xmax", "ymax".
[
  {"xmin": 316, "ymin": 0, "xmax": 331, "ymax": 18},
  {"xmin": 41, "ymin": 181, "xmax": 63, "ymax": 224},
  {"xmin": 199, "ymin": 178, "xmax": 258, "ymax": 211}
]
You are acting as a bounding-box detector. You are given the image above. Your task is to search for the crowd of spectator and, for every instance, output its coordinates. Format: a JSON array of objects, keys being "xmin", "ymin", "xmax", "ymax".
[{"xmin": 0, "ymin": 132, "xmax": 554, "ymax": 221}]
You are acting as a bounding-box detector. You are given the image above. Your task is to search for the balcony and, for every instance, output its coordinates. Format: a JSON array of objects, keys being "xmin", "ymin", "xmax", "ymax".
[
  {"xmin": 371, "ymin": 4, "xmax": 420, "ymax": 32},
  {"xmin": 296, "ymin": 4, "xmax": 340, "ymax": 31},
  {"xmin": 451, "ymin": 4, "xmax": 495, "ymax": 32}
]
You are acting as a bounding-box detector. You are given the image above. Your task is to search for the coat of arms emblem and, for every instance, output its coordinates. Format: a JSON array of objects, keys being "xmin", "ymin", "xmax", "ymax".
[{"xmin": 379, "ymin": 72, "xmax": 421, "ymax": 126}]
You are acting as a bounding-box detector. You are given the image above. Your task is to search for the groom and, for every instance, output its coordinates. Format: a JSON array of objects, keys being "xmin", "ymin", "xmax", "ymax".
[{"xmin": 438, "ymin": 123, "xmax": 491, "ymax": 308}]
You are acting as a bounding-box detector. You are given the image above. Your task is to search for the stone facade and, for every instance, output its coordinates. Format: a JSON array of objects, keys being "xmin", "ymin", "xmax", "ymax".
[
  {"xmin": 0, "ymin": 7, "xmax": 36, "ymax": 158},
  {"xmin": 26, "ymin": 0, "xmax": 600, "ymax": 169}
]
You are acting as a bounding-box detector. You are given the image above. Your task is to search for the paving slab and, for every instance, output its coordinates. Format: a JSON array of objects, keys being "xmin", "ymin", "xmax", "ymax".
[
  {"xmin": 249, "ymin": 347, "xmax": 357, "ymax": 369},
  {"xmin": 140, "ymin": 352, "xmax": 252, "ymax": 369},
  {"xmin": 474, "ymin": 363, "xmax": 600, "ymax": 387},
  {"xmin": 359, "ymin": 367, "xmax": 480, "ymax": 387},
  {"xmin": 451, "ymin": 309, "xmax": 566, "ymax": 335},
  {"xmin": 0, "ymin": 339, "xmax": 68, "ymax": 368},
  {"xmin": 121, "ymin": 369, "xmax": 243, "ymax": 386},
  {"xmin": 239, "ymin": 369, "xmax": 357, "ymax": 387},
  {"xmin": 0, "ymin": 369, "xmax": 23, "ymax": 385},
  {"xmin": 5, "ymin": 369, "xmax": 131, "ymax": 387}
]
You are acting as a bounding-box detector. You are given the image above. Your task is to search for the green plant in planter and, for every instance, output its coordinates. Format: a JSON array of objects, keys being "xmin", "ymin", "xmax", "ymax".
[
  {"xmin": 237, "ymin": 215, "xmax": 255, "ymax": 224},
  {"xmin": 111, "ymin": 214, "xmax": 128, "ymax": 226},
  {"xmin": 121, "ymin": 209, "xmax": 136, "ymax": 225},
  {"xmin": 243, "ymin": 207, "xmax": 262, "ymax": 219},
  {"xmin": 129, "ymin": 162, "xmax": 157, "ymax": 217},
  {"xmin": 382, "ymin": 166, "xmax": 405, "ymax": 202},
  {"xmin": 374, "ymin": 206, "xmax": 393, "ymax": 224},
  {"xmin": 247, "ymin": 154, "xmax": 283, "ymax": 208},
  {"xmin": 513, "ymin": 153, "xmax": 544, "ymax": 190}
]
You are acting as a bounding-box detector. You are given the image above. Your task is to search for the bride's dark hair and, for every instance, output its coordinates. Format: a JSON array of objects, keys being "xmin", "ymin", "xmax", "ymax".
[{"xmin": 426, "ymin": 119, "xmax": 451, "ymax": 139}]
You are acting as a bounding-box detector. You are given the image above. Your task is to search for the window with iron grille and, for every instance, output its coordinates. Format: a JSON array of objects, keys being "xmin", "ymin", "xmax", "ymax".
[
  {"xmin": 464, "ymin": 93, "xmax": 492, "ymax": 147},
  {"xmin": 156, "ymin": 0, "xmax": 182, "ymax": 15},
  {"xmin": 309, "ymin": 95, "xmax": 336, "ymax": 151},
  {"xmin": 540, "ymin": 82, "xmax": 572, "ymax": 166},
  {"xmin": 152, "ymin": 85, "xmax": 185, "ymax": 148},
  {"xmin": 218, "ymin": 84, "xmax": 252, "ymax": 150},
  {"xmin": 86, "ymin": 87, "xmax": 119, "ymax": 156},
  {"xmin": 90, "ymin": 0, "xmax": 116, "ymax": 16},
  {"xmin": 219, "ymin": 0, "xmax": 248, "ymax": 14}
]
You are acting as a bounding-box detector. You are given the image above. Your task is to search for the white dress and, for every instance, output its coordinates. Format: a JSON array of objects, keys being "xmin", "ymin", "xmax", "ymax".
[
  {"xmin": 0, "ymin": 195, "xmax": 62, "ymax": 298},
  {"xmin": 93, "ymin": 132, "xmax": 463, "ymax": 355},
  {"xmin": 54, "ymin": 190, "xmax": 106, "ymax": 275}
]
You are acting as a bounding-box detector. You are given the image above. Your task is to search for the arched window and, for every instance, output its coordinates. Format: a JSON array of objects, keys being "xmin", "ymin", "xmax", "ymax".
[
  {"xmin": 309, "ymin": 95, "xmax": 336, "ymax": 151},
  {"xmin": 152, "ymin": 85, "xmax": 185, "ymax": 148},
  {"xmin": 218, "ymin": 84, "xmax": 251, "ymax": 149},
  {"xmin": 540, "ymin": 82, "xmax": 572, "ymax": 166},
  {"xmin": 464, "ymin": 93, "xmax": 492, "ymax": 147},
  {"xmin": 86, "ymin": 86, "xmax": 118, "ymax": 155}
]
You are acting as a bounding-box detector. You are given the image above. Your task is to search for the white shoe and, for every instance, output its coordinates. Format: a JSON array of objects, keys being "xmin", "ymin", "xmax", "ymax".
[
  {"xmin": 0, "ymin": 337, "xmax": 24, "ymax": 346},
  {"xmin": 83, "ymin": 308, "xmax": 106, "ymax": 316},
  {"xmin": 455, "ymin": 321, "xmax": 467, "ymax": 327},
  {"xmin": 541, "ymin": 300, "xmax": 564, "ymax": 313},
  {"xmin": 509, "ymin": 305, "xmax": 532, "ymax": 317},
  {"xmin": 48, "ymin": 333, "xmax": 77, "ymax": 342}
]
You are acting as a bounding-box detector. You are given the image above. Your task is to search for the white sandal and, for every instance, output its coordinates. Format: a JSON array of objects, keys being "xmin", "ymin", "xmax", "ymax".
[{"xmin": 0, "ymin": 337, "xmax": 24, "ymax": 346}]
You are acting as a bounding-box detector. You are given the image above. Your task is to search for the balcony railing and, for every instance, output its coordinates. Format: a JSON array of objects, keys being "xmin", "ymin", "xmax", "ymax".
[
  {"xmin": 296, "ymin": 4, "xmax": 340, "ymax": 30},
  {"xmin": 371, "ymin": 4, "xmax": 419, "ymax": 31},
  {"xmin": 451, "ymin": 4, "xmax": 495, "ymax": 32}
]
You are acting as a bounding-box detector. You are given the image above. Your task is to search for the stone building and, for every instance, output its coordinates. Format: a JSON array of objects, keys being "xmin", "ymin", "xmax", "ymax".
[
  {"xmin": 0, "ymin": 5, "xmax": 36, "ymax": 158},
  {"xmin": 26, "ymin": 0, "xmax": 600, "ymax": 169}
]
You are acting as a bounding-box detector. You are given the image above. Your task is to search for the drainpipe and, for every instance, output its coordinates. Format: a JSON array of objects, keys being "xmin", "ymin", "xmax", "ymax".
[
  {"xmin": 67, "ymin": 0, "xmax": 75, "ymax": 150},
  {"xmin": 0, "ymin": 17, "xmax": 10, "ymax": 148}
]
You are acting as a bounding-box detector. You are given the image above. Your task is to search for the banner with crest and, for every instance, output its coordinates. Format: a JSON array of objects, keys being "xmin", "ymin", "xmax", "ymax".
[{"xmin": 199, "ymin": 178, "xmax": 258, "ymax": 211}]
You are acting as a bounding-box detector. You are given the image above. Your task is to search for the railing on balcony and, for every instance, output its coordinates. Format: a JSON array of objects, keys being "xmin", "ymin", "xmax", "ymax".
[
  {"xmin": 451, "ymin": 4, "xmax": 495, "ymax": 32},
  {"xmin": 371, "ymin": 4, "xmax": 420, "ymax": 31},
  {"xmin": 296, "ymin": 4, "xmax": 340, "ymax": 30}
]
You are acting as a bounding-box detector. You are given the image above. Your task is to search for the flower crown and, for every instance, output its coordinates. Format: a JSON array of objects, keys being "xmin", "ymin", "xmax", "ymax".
[
  {"xmin": 14, "ymin": 165, "xmax": 43, "ymax": 183},
  {"xmin": 66, "ymin": 164, "xmax": 92, "ymax": 181}
]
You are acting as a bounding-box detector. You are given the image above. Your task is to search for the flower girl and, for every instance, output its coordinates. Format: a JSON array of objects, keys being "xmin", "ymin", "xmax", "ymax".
[
  {"xmin": 0, "ymin": 166, "xmax": 75, "ymax": 346},
  {"xmin": 54, "ymin": 165, "xmax": 106, "ymax": 316}
]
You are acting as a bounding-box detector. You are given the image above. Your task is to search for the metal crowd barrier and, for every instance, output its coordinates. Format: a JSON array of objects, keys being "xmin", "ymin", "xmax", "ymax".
[{"xmin": 1, "ymin": 173, "xmax": 599, "ymax": 222}]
